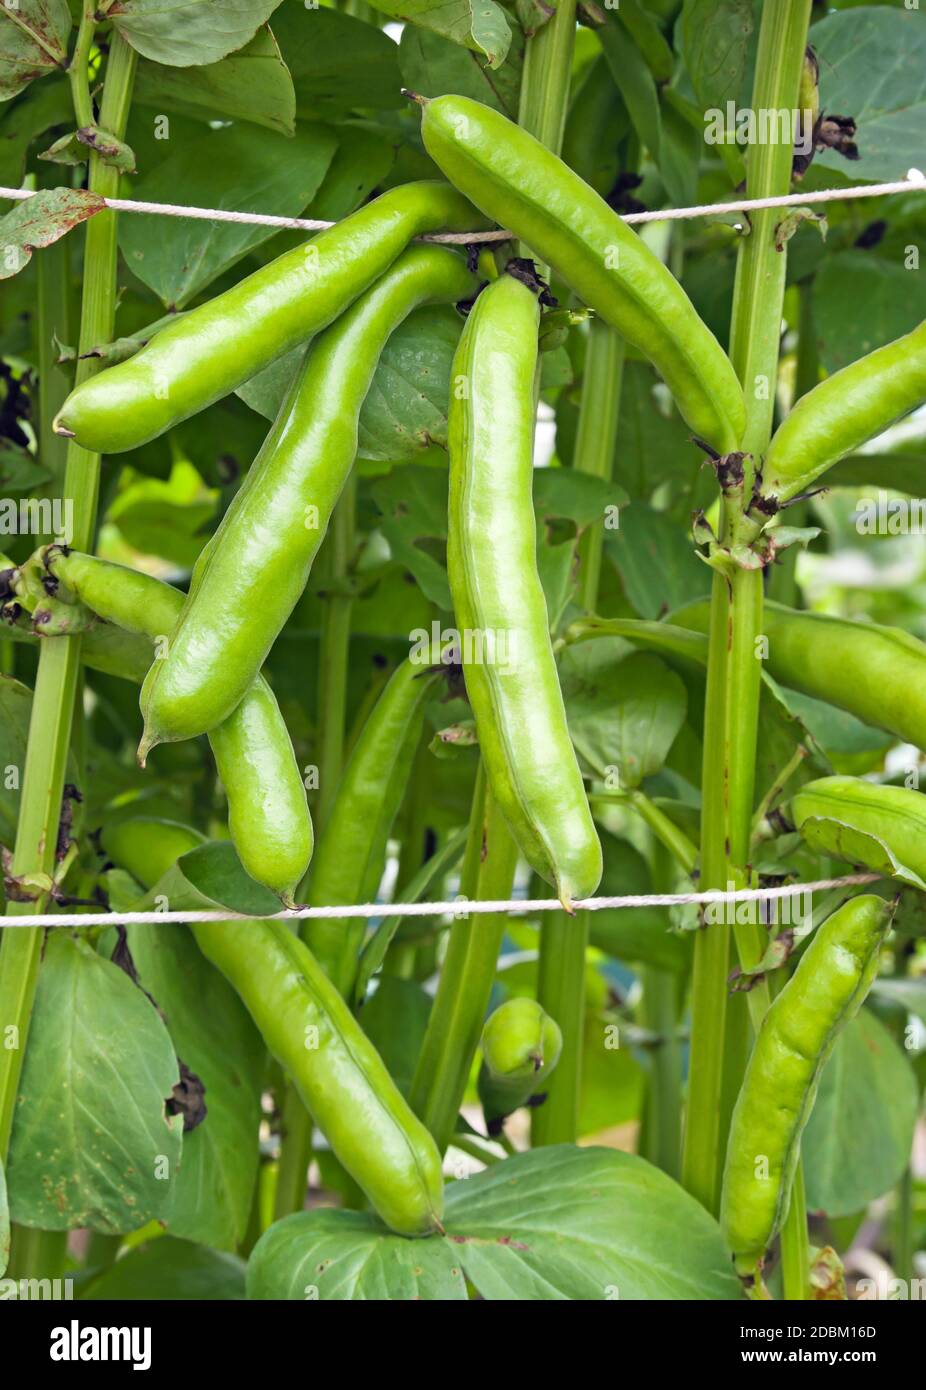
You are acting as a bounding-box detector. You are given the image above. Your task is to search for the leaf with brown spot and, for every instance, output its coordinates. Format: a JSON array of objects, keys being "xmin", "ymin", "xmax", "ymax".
[
  {"xmin": 0, "ymin": 0, "xmax": 72, "ymax": 103},
  {"xmin": 0, "ymin": 188, "xmax": 104, "ymax": 280}
]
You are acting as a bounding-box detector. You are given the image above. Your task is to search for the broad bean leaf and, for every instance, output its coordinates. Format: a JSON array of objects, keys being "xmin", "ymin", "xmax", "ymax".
[
  {"xmin": 270, "ymin": 2, "xmax": 403, "ymax": 116},
  {"xmin": 0, "ymin": 187, "xmax": 103, "ymax": 280},
  {"xmin": 133, "ymin": 25, "xmax": 296, "ymax": 135},
  {"xmin": 248, "ymin": 1146, "xmax": 741, "ymax": 1300},
  {"xmin": 598, "ymin": 17, "xmax": 661, "ymax": 165},
  {"xmin": 107, "ymin": 460, "xmax": 218, "ymax": 569},
  {"xmin": 399, "ymin": 23, "xmax": 523, "ymax": 115},
  {"xmin": 561, "ymin": 645, "xmax": 688, "ymax": 790},
  {"xmin": 137, "ymin": 839, "xmax": 282, "ymax": 919},
  {"xmin": 774, "ymin": 688, "xmax": 893, "ymax": 775},
  {"xmin": 127, "ymin": 922, "xmax": 265, "ymax": 1251},
  {"xmin": 0, "ymin": 0, "xmax": 71, "ymax": 103},
  {"xmin": 82, "ymin": 1237, "xmax": 246, "ymax": 1300},
  {"xmin": 804, "ymin": 1009, "xmax": 919, "ymax": 1217},
  {"xmin": 366, "ymin": 0, "xmax": 512, "ymax": 70},
  {"xmin": 812, "ymin": 251, "xmax": 926, "ymax": 375},
  {"xmin": 606, "ymin": 503, "xmax": 711, "ymax": 618},
  {"xmin": 119, "ymin": 122, "xmax": 336, "ymax": 307},
  {"xmin": 0, "ymin": 75, "xmax": 72, "ymax": 186},
  {"xmin": 110, "ymin": 0, "xmax": 283, "ymax": 68},
  {"xmin": 809, "ymin": 5, "xmax": 926, "ymax": 184},
  {"xmin": 677, "ymin": 0, "xmax": 754, "ymax": 183},
  {"xmin": 590, "ymin": 831, "xmax": 692, "ymax": 973},
  {"xmin": 7, "ymin": 932, "xmax": 183, "ymax": 1233}
]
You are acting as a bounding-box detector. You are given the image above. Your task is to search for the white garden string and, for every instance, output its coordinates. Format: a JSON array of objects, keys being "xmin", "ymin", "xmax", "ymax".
[
  {"xmin": 0, "ymin": 873, "xmax": 881, "ymax": 928},
  {"xmin": 1, "ymin": 173, "xmax": 924, "ymax": 242}
]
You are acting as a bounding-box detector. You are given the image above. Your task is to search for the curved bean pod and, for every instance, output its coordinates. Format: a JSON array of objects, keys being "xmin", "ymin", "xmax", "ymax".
[
  {"xmin": 103, "ymin": 817, "xmax": 444, "ymax": 1237},
  {"xmin": 419, "ymin": 94, "xmax": 746, "ymax": 455},
  {"xmin": 760, "ymin": 320, "xmax": 926, "ymax": 506},
  {"xmin": 46, "ymin": 549, "xmax": 312, "ymax": 903},
  {"xmin": 447, "ymin": 272, "xmax": 602, "ymax": 904},
  {"xmin": 721, "ymin": 895, "xmax": 890, "ymax": 1276},
  {"xmin": 54, "ymin": 182, "xmax": 486, "ymax": 453},
  {"xmin": 139, "ymin": 244, "xmax": 477, "ymax": 753},
  {"xmin": 789, "ymin": 776, "xmax": 926, "ymax": 886}
]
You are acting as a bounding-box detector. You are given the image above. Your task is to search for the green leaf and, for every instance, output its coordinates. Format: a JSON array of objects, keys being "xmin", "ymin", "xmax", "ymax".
[
  {"xmin": 598, "ymin": 15, "xmax": 662, "ymax": 163},
  {"xmin": 358, "ymin": 304, "xmax": 465, "ymax": 461},
  {"xmin": 360, "ymin": 978, "xmax": 432, "ymax": 1097},
  {"xmin": 812, "ymin": 250, "xmax": 926, "ymax": 375},
  {"xmin": 38, "ymin": 123, "xmax": 136, "ymax": 171},
  {"xmin": 0, "ymin": 186, "xmax": 103, "ymax": 280},
  {"xmin": 7, "ymin": 933, "xmax": 183, "ymax": 1233},
  {"xmin": 774, "ymin": 688, "xmax": 892, "ymax": 772},
  {"xmin": 590, "ymin": 831, "xmax": 692, "ymax": 972},
  {"xmin": 562, "ymin": 646, "xmax": 687, "ymax": 788},
  {"xmin": 270, "ymin": 3, "xmax": 404, "ymax": 116},
  {"xmin": 107, "ymin": 460, "xmax": 218, "ymax": 569},
  {"xmin": 677, "ymin": 0, "xmax": 752, "ymax": 185},
  {"xmin": 606, "ymin": 503, "xmax": 711, "ymax": 619},
  {"xmin": 368, "ymin": 0, "xmax": 512, "ymax": 70},
  {"xmin": 399, "ymin": 22, "xmax": 523, "ymax": 116},
  {"xmin": 140, "ymin": 839, "xmax": 283, "ymax": 919},
  {"xmin": 0, "ymin": 674, "xmax": 77, "ymax": 849},
  {"xmin": 0, "ymin": 75, "xmax": 72, "ymax": 186},
  {"xmin": 248, "ymin": 1207, "xmax": 468, "ymax": 1300},
  {"xmin": 126, "ymin": 923, "xmax": 265, "ymax": 1251},
  {"xmin": 0, "ymin": 0, "xmax": 71, "ymax": 103},
  {"xmin": 118, "ymin": 122, "xmax": 336, "ymax": 307},
  {"xmin": 133, "ymin": 24, "xmax": 296, "ymax": 135},
  {"xmin": 249, "ymin": 1147, "xmax": 739, "ymax": 1299},
  {"xmin": 111, "ymin": 0, "xmax": 284, "ymax": 68},
  {"xmin": 809, "ymin": 5, "xmax": 926, "ymax": 184},
  {"xmin": 803, "ymin": 1009, "xmax": 919, "ymax": 1218},
  {"xmin": 82, "ymin": 1236, "xmax": 246, "ymax": 1300},
  {"xmin": 827, "ymin": 451, "xmax": 926, "ymax": 497}
]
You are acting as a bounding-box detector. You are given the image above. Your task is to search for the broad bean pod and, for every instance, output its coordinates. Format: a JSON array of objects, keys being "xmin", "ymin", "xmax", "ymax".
[
  {"xmin": 721, "ymin": 895, "xmax": 890, "ymax": 1276},
  {"xmin": 759, "ymin": 320, "xmax": 926, "ymax": 506},
  {"xmin": 419, "ymin": 94, "xmax": 746, "ymax": 455},
  {"xmin": 46, "ymin": 549, "xmax": 312, "ymax": 903},
  {"xmin": 789, "ymin": 776, "xmax": 926, "ymax": 886},
  {"xmin": 303, "ymin": 648, "xmax": 450, "ymax": 994},
  {"xmin": 477, "ymin": 998, "xmax": 562, "ymax": 1135},
  {"xmin": 447, "ymin": 271, "xmax": 602, "ymax": 905},
  {"xmin": 54, "ymin": 182, "xmax": 485, "ymax": 453},
  {"xmin": 672, "ymin": 597, "xmax": 926, "ymax": 752},
  {"xmin": 103, "ymin": 816, "xmax": 445, "ymax": 1237},
  {"xmin": 139, "ymin": 244, "xmax": 476, "ymax": 753}
]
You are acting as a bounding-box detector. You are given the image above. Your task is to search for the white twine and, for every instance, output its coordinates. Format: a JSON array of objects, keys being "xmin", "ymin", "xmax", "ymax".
[
  {"xmin": 1, "ymin": 174, "xmax": 924, "ymax": 242},
  {"xmin": 0, "ymin": 873, "xmax": 880, "ymax": 929}
]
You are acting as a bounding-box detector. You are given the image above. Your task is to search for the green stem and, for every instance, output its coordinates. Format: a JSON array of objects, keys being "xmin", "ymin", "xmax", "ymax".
[
  {"xmin": 6, "ymin": 1225, "xmax": 68, "ymax": 1283},
  {"xmin": 67, "ymin": 5, "xmax": 95, "ymax": 129},
  {"xmin": 0, "ymin": 31, "xmax": 137, "ymax": 1164},
  {"xmin": 449, "ymin": 1133, "xmax": 504, "ymax": 1166},
  {"xmin": 640, "ymin": 964, "xmax": 682, "ymax": 1179},
  {"xmin": 516, "ymin": 1, "xmax": 578, "ymax": 156},
  {"xmin": 626, "ymin": 789, "xmax": 698, "ymax": 875},
  {"xmin": 37, "ymin": 237, "xmax": 71, "ymax": 494},
  {"xmin": 682, "ymin": 0, "xmax": 811, "ymax": 1216},
  {"xmin": 409, "ymin": 768, "xmax": 518, "ymax": 1154},
  {"xmin": 893, "ymin": 1163, "xmax": 914, "ymax": 1285},
  {"xmin": 780, "ymin": 1159, "xmax": 810, "ymax": 1300}
]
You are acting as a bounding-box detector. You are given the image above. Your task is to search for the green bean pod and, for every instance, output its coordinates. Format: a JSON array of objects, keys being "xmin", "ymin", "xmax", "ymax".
[
  {"xmin": 139, "ymin": 245, "xmax": 477, "ymax": 754},
  {"xmin": 304, "ymin": 650, "xmax": 448, "ymax": 992},
  {"xmin": 789, "ymin": 776, "xmax": 926, "ymax": 886},
  {"xmin": 672, "ymin": 597, "xmax": 926, "ymax": 752},
  {"xmin": 419, "ymin": 94, "xmax": 745, "ymax": 455},
  {"xmin": 721, "ymin": 895, "xmax": 890, "ymax": 1275},
  {"xmin": 54, "ymin": 182, "xmax": 485, "ymax": 454},
  {"xmin": 45, "ymin": 549, "xmax": 312, "ymax": 903},
  {"xmin": 447, "ymin": 272, "xmax": 602, "ymax": 904},
  {"xmin": 477, "ymin": 998, "xmax": 562, "ymax": 1135},
  {"xmin": 760, "ymin": 320, "xmax": 926, "ymax": 506},
  {"xmin": 103, "ymin": 817, "xmax": 444, "ymax": 1237}
]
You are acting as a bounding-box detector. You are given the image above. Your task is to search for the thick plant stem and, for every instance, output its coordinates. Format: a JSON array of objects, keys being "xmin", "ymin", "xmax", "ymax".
[
  {"xmin": 682, "ymin": 0, "xmax": 811, "ymax": 1217},
  {"xmin": 517, "ymin": 0, "xmax": 578, "ymax": 155},
  {"xmin": 409, "ymin": 768, "xmax": 519, "ymax": 1153},
  {"xmin": 780, "ymin": 1154, "xmax": 810, "ymax": 1299},
  {"xmin": 275, "ymin": 481, "xmax": 358, "ymax": 1221},
  {"xmin": 535, "ymin": 319, "xmax": 623, "ymax": 1146},
  {"xmin": 0, "ymin": 32, "xmax": 137, "ymax": 1165}
]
